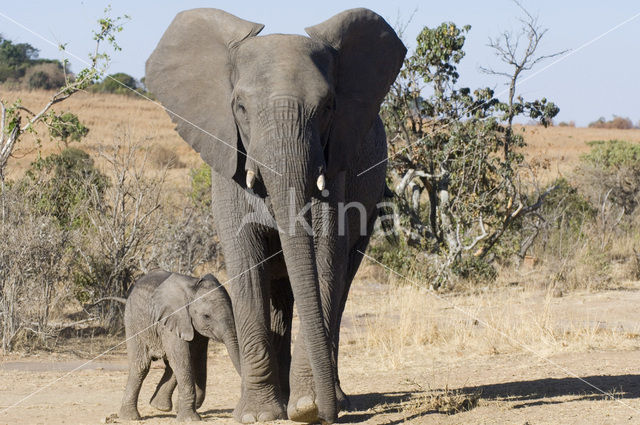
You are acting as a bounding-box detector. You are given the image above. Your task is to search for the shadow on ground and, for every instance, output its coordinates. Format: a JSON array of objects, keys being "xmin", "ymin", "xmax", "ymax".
[{"xmin": 339, "ymin": 374, "xmax": 640, "ymax": 423}]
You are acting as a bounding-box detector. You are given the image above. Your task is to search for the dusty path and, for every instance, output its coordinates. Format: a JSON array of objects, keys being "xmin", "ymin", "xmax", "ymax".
[
  {"xmin": 1, "ymin": 279, "xmax": 640, "ymax": 424},
  {"xmin": 1, "ymin": 350, "xmax": 638, "ymax": 424}
]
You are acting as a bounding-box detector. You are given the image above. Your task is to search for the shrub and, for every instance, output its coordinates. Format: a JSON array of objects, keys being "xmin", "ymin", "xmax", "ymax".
[
  {"xmin": 0, "ymin": 184, "xmax": 76, "ymax": 351},
  {"xmin": 73, "ymin": 138, "xmax": 165, "ymax": 328},
  {"xmin": 588, "ymin": 116, "xmax": 634, "ymax": 129},
  {"xmin": 189, "ymin": 163, "xmax": 212, "ymax": 209},
  {"xmin": 20, "ymin": 148, "xmax": 108, "ymax": 229},
  {"xmin": 578, "ymin": 140, "xmax": 640, "ymax": 215},
  {"xmin": 151, "ymin": 207, "xmax": 221, "ymax": 275},
  {"xmin": 148, "ymin": 145, "xmax": 185, "ymax": 169},
  {"xmin": 377, "ymin": 17, "xmax": 559, "ymax": 288},
  {"xmin": 581, "ymin": 139, "xmax": 640, "ymax": 169},
  {"xmin": 89, "ymin": 72, "xmax": 140, "ymax": 96},
  {"xmin": 23, "ymin": 62, "xmax": 66, "ymax": 90},
  {"xmin": 47, "ymin": 111, "xmax": 89, "ymax": 144}
]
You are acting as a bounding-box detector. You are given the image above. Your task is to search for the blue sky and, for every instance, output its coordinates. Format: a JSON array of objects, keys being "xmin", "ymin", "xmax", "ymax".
[{"xmin": 1, "ymin": 1, "xmax": 638, "ymax": 126}]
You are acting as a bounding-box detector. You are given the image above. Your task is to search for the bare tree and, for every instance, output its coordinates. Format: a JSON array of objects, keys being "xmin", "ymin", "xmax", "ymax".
[
  {"xmin": 480, "ymin": 0, "xmax": 568, "ymax": 158},
  {"xmin": 76, "ymin": 131, "xmax": 166, "ymax": 327}
]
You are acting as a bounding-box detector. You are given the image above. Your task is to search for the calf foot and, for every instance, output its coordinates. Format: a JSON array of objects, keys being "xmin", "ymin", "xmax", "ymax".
[
  {"xmin": 118, "ymin": 405, "xmax": 141, "ymax": 421},
  {"xmin": 149, "ymin": 392, "xmax": 173, "ymax": 412},
  {"xmin": 233, "ymin": 389, "xmax": 286, "ymax": 423},
  {"xmin": 176, "ymin": 410, "xmax": 201, "ymax": 422}
]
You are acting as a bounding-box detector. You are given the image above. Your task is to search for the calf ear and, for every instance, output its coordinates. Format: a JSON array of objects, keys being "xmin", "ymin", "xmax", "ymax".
[
  {"xmin": 146, "ymin": 8, "xmax": 264, "ymax": 181},
  {"xmin": 305, "ymin": 8, "xmax": 406, "ymax": 176},
  {"xmin": 152, "ymin": 274, "xmax": 196, "ymax": 341}
]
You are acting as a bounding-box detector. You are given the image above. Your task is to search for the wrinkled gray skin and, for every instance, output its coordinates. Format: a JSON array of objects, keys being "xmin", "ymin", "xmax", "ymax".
[
  {"xmin": 119, "ymin": 270, "xmax": 240, "ymax": 422},
  {"xmin": 146, "ymin": 8, "xmax": 405, "ymax": 424}
]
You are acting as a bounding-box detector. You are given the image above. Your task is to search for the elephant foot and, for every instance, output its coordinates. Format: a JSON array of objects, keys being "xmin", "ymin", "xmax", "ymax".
[
  {"xmin": 288, "ymin": 380, "xmax": 341, "ymax": 423},
  {"xmin": 287, "ymin": 395, "xmax": 319, "ymax": 423},
  {"xmin": 176, "ymin": 410, "xmax": 201, "ymax": 422},
  {"xmin": 233, "ymin": 391, "xmax": 286, "ymax": 423},
  {"xmin": 118, "ymin": 405, "xmax": 142, "ymax": 421},
  {"xmin": 149, "ymin": 392, "xmax": 173, "ymax": 412}
]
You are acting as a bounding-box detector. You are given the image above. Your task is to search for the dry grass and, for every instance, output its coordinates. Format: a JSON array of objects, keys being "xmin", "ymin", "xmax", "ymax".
[
  {"xmin": 517, "ymin": 124, "xmax": 640, "ymax": 183},
  {"xmin": 366, "ymin": 381, "xmax": 480, "ymax": 420},
  {"xmin": 4, "ymin": 89, "xmax": 640, "ymax": 185},
  {"xmin": 345, "ymin": 277, "xmax": 640, "ymax": 369},
  {"xmin": 0, "ymin": 88, "xmax": 202, "ymax": 200},
  {"xmin": 402, "ymin": 385, "xmax": 480, "ymax": 415}
]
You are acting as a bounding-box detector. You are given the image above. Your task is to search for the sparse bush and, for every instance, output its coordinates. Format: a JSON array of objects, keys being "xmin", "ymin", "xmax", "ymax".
[
  {"xmin": 579, "ymin": 140, "xmax": 640, "ymax": 214},
  {"xmin": 151, "ymin": 207, "xmax": 221, "ymax": 275},
  {"xmin": 558, "ymin": 121, "xmax": 575, "ymax": 127},
  {"xmin": 148, "ymin": 145, "xmax": 185, "ymax": 169},
  {"xmin": 189, "ymin": 163, "xmax": 212, "ymax": 210},
  {"xmin": 452, "ymin": 256, "xmax": 497, "ymax": 283},
  {"xmin": 73, "ymin": 136, "xmax": 165, "ymax": 328},
  {"xmin": 581, "ymin": 139, "xmax": 640, "ymax": 168},
  {"xmin": 89, "ymin": 72, "xmax": 143, "ymax": 96},
  {"xmin": 0, "ymin": 184, "xmax": 76, "ymax": 351},
  {"xmin": 521, "ymin": 141, "xmax": 640, "ymax": 291},
  {"xmin": 588, "ymin": 116, "xmax": 635, "ymax": 130}
]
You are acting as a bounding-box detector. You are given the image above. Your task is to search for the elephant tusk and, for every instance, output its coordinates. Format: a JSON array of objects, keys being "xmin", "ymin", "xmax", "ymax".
[
  {"xmin": 246, "ymin": 170, "xmax": 255, "ymax": 189},
  {"xmin": 316, "ymin": 174, "xmax": 326, "ymax": 191}
]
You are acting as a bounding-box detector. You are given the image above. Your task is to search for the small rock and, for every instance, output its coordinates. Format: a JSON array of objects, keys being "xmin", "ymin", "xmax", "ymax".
[{"xmin": 102, "ymin": 413, "xmax": 119, "ymax": 423}]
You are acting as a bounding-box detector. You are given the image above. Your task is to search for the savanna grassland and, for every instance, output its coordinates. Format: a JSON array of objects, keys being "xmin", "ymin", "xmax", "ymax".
[{"xmin": 2, "ymin": 89, "xmax": 640, "ymax": 424}]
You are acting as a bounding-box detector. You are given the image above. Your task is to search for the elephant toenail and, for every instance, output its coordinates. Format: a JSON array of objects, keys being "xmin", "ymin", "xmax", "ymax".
[
  {"xmin": 257, "ymin": 412, "xmax": 276, "ymax": 421},
  {"xmin": 297, "ymin": 396, "xmax": 314, "ymax": 409},
  {"xmin": 242, "ymin": 413, "xmax": 257, "ymax": 423}
]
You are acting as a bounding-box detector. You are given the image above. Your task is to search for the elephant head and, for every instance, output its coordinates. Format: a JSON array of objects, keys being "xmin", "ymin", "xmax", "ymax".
[
  {"xmin": 152, "ymin": 273, "xmax": 241, "ymax": 374},
  {"xmin": 146, "ymin": 8, "xmax": 405, "ymax": 422}
]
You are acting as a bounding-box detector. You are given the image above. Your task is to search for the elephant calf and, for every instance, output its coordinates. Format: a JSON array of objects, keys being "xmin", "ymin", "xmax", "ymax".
[{"xmin": 118, "ymin": 270, "xmax": 240, "ymax": 422}]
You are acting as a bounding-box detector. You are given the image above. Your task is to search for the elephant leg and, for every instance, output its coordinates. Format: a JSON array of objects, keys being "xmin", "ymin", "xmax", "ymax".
[
  {"xmin": 150, "ymin": 358, "xmax": 177, "ymax": 412},
  {"xmin": 166, "ymin": 338, "xmax": 201, "ymax": 422},
  {"xmin": 211, "ymin": 174, "xmax": 285, "ymax": 423},
  {"xmin": 329, "ymin": 210, "xmax": 380, "ymax": 410},
  {"xmin": 191, "ymin": 335, "xmax": 208, "ymax": 409},
  {"xmin": 119, "ymin": 339, "xmax": 151, "ymax": 421},
  {"xmin": 269, "ymin": 275, "xmax": 294, "ymax": 402}
]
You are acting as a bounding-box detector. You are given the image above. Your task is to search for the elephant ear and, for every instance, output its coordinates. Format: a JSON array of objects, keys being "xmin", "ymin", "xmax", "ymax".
[
  {"xmin": 152, "ymin": 273, "xmax": 199, "ymax": 341},
  {"xmin": 305, "ymin": 8, "xmax": 406, "ymax": 176},
  {"xmin": 146, "ymin": 9, "xmax": 264, "ymax": 179}
]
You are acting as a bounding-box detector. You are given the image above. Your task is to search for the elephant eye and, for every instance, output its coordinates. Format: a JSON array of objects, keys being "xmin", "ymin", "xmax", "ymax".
[
  {"xmin": 203, "ymin": 313, "xmax": 211, "ymax": 320},
  {"xmin": 235, "ymin": 100, "xmax": 248, "ymax": 119}
]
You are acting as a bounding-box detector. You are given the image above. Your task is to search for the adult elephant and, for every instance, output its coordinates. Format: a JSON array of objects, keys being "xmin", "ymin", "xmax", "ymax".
[{"xmin": 146, "ymin": 8, "xmax": 405, "ymax": 424}]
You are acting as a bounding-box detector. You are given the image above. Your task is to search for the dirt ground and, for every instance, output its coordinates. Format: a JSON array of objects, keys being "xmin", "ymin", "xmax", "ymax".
[{"xmin": 2, "ymin": 276, "xmax": 640, "ymax": 425}]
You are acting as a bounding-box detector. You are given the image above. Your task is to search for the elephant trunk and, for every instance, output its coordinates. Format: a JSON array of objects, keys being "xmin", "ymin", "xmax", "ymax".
[
  {"xmin": 261, "ymin": 148, "xmax": 336, "ymax": 423},
  {"xmin": 221, "ymin": 329, "xmax": 242, "ymax": 375}
]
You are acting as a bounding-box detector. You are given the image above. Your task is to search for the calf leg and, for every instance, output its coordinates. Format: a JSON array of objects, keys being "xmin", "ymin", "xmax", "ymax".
[
  {"xmin": 119, "ymin": 339, "xmax": 151, "ymax": 420},
  {"xmin": 191, "ymin": 335, "xmax": 208, "ymax": 409},
  {"xmin": 150, "ymin": 358, "xmax": 177, "ymax": 412}
]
